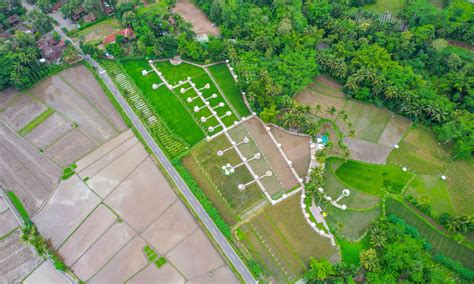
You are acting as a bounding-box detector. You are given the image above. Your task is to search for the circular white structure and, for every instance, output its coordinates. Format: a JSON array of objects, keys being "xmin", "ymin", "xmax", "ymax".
[
  {"xmin": 243, "ymin": 137, "xmax": 249, "ymax": 143},
  {"xmin": 187, "ymin": 97, "xmax": 193, "ymax": 103},
  {"xmin": 271, "ymin": 200, "xmax": 276, "ymax": 205},
  {"xmin": 341, "ymin": 204, "xmax": 347, "ymax": 210},
  {"xmin": 193, "ymin": 106, "xmax": 200, "ymax": 113},
  {"xmin": 157, "ymin": 72, "xmax": 162, "ymax": 75},
  {"xmin": 254, "ymin": 175, "xmax": 259, "ymax": 179},
  {"xmin": 226, "ymin": 111, "xmax": 232, "ymax": 116},
  {"xmin": 221, "ymin": 166, "xmax": 226, "ymax": 170},
  {"xmin": 205, "ymin": 101, "xmax": 210, "ymax": 105},
  {"xmin": 229, "ymin": 67, "xmax": 233, "ymax": 71},
  {"xmin": 152, "ymin": 84, "xmax": 158, "ymax": 90},
  {"xmin": 212, "ymin": 110, "xmax": 217, "ymax": 115},
  {"xmin": 342, "ymin": 189, "xmax": 350, "ymax": 196},
  {"xmin": 225, "ymin": 59, "xmax": 229, "ymax": 63},
  {"xmin": 277, "ymin": 143, "xmax": 282, "ymax": 148},
  {"xmin": 326, "ymin": 196, "xmax": 332, "ymax": 201},
  {"xmin": 230, "ymin": 168, "xmax": 235, "ymax": 173},
  {"xmin": 302, "ymin": 204, "xmax": 306, "ymax": 209},
  {"xmin": 201, "ymin": 117, "xmax": 207, "ymax": 123},
  {"xmin": 242, "ymin": 92, "xmax": 246, "ymax": 95},
  {"xmin": 191, "ymin": 83, "xmax": 195, "ymax": 87},
  {"xmin": 238, "ymin": 184, "xmax": 245, "ymax": 190},
  {"xmin": 288, "ymin": 161, "xmax": 293, "ymax": 165},
  {"xmin": 142, "ymin": 70, "xmax": 148, "ymax": 76},
  {"xmin": 441, "ymin": 175, "xmax": 446, "ymax": 180},
  {"xmin": 266, "ymin": 171, "xmax": 273, "ymax": 177},
  {"xmin": 402, "ymin": 167, "xmax": 407, "ymax": 172},
  {"xmin": 301, "ymin": 193, "xmax": 306, "ymax": 198},
  {"xmin": 266, "ymin": 127, "xmax": 270, "ymax": 131},
  {"xmin": 148, "ymin": 60, "xmax": 153, "ymax": 63},
  {"xmin": 179, "ymin": 80, "xmax": 183, "ymax": 84},
  {"xmin": 180, "ymin": 88, "xmax": 185, "ymax": 94},
  {"xmin": 208, "ymin": 126, "xmax": 214, "ymax": 132},
  {"xmin": 212, "ymin": 94, "xmax": 218, "ymax": 98},
  {"xmin": 282, "ymin": 194, "xmax": 287, "ymax": 199},
  {"xmin": 298, "ymin": 178, "xmax": 303, "ymax": 183},
  {"xmin": 205, "ymin": 83, "xmax": 210, "ymax": 89},
  {"xmin": 231, "ymin": 141, "xmax": 236, "ymax": 145},
  {"xmin": 234, "ymin": 121, "xmax": 238, "ymax": 125},
  {"xmin": 320, "ymin": 229, "xmax": 325, "ymax": 234},
  {"xmin": 311, "ymin": 222, "xmax": 316, "ymax": 227},
  {"xmin": 219, "ymin": 102, "xmax": 225, "ymax": 107},
  {"xmin": 254, "ymin": 153, "xmax": 261, "ymax": 159},
  {"xmin": 217, "ymin": 150, "xmax": 223, "ymax": 156},
  {"xmin": 318, "ymin": 187, "xmax": 324, "ymax": 193},
  {"xmin": 233, "ymin": 75, "xmax": 238, "ymax": 79},
  {"xmin": 242, "ymin": 157, "xmax": 247, "ymax": 162},
  {"xmin": 187, "ymin": 77, "xmax": 191, "ymax": 80},
  {"xmin": 304, "ymin": 213, "xmax": 310, "ymax": 218}
]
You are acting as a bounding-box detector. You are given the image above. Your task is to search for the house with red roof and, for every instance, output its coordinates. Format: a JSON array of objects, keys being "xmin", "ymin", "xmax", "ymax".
[{"xmin": 103, "ymin": 28, "xmax": 135, "ymax": 45}]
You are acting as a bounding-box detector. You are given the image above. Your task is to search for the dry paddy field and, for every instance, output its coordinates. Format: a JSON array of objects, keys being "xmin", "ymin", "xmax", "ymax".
[
  {"xmin": 31, "ymin": 130, "xmax": 237, "ymax": 283},
  {"xmin": 172, "ymin": 0, "xmax": 220, "ymax": 37}
]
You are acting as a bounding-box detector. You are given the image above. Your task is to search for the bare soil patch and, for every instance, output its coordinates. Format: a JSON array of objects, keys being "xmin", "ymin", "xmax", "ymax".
[
  {"xmin": 188, "ymin": 265, "xmax": 238, "ymax": 283},
  {"xmin": 76, "ymin": 18, "xmax": 122, "ymax": 43},
  {"xmin": 0, "ymin": 209, "xmax": 18, "ymax": 237},
  {"xmin": 23, "ymin": 261, "xmax": 68, "ymax": 284},
  {"xmin": 86, "ymin": 142, "xmax": 148, "ymax": 198},
  {"xmin": 0, "ymin": 230, "xmax": 42, "ymax": 283},
  {"xmin": 129, "ymin": 263, "xmax": 185, "ymax": 284},
  {"xmin": 167, "ymin": 229, "xmax": 225, "ymax": 279},
  {"xmin": 343, "ymin": 137, "xmax": 392, "ymax": 164},
  {"xmin": 59, "ymin": 205, "xmax": 117, "ymax": 266},
  {"xmin": 172, "ymin": 0, "xmax": 220, "ymax": 36},
  {"xmin": 59, "ymin": 66, "xmax": 126, "ymax": 131},
  {"xmin": 1, "ymin": 95, "xmax": 47, "ymax": 130},
  {"xmin": 295, "ymin": 89, "xmax": 346, "ymax": 119},
  {"xmin": 0, "ymin": 121, "xmax": 60, "ymax": 214},
  {"xmin": 44, "ymin": 128, "xmax": 98, "ymax": 167},
  {"xmin": 143, "ymin": 201, "xmax": 199, "ymax": 254},
  {"xmin": 269, "ymin": 126, "xmax": 310, "ymax": 178},
  {"xmin": 0, "ymin": 88, "xmax": 18, "ymax": 110},
  {"xmin": 72, "ymin": 222, "xmax": 136, "ymax": 281},
  {"xmin": 105, "ymin": 158, "xmax": 178, "ymax": 232},
  {"xmin": 244, "ymin": 117, "xmax": 298, "ymax": 190},
  {"xmin": 378, "ymin": 114, "xmax": 412, "ymax": 147},
  {"xmin": 76, "ymin": 129, "xmax": 134, "ymax": 172},
  {"xmin": 33, "ymin": 175, "xmax": 101, "ymax": 247},
  {"xmin": 31, "ymin": 74, "xmax": 117, "ymax": 143},
  {"xmin": 24, "ymin": 113, "xmax": 74, "ymax": 150},
  {"xmin": 313, "ymin": 75, "xmax": 344, "ymax": 94},
  {"xmin": 90, "ymin": 236, "xmax": 148, "ymax": 283}
]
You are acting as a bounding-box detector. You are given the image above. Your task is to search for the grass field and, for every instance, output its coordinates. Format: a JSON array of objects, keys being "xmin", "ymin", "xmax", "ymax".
[
  {"xmin": 207, "ymin": 63, "xmax": 251, "ymax": 117},
  {"xmin": 364, "ymin": 0, "xmax": 405, "ymax": 14},
  {"xmin": 404, "ymin": 175, "xmax": 455, "ymax": 216},
  {"xmin": 76, "ymin": 18, "xmax": 122, "ymax": 43},
  {"xmin": 387, "ymin": 126, "xmax": 451, "ymax": 175},
  {"xmin": 444, "ymin": 46, "xmax": 474, "ymax": 61},
  {"xmin": 334, "ymin": 159, "xmax": 413, "ymax": 196},
  {"xmin": 445, "ymin": 158, "xmax": 474, "ymax": 215},
  {"xmin": 18, "ymin": 108, "xmax": 54, "ymax": 136},
  {"xmin": 121, "ymin": 60, "xmax": 205, "ymax": 145},
  {"xmin": 190, "ymin": 134, "xmax": 265, "ymax": 216},
  {"xmin": 324, "ymin": 159, "xmax": 380, "ymax": 210},
  {"xmin": 339, "ymin": 234, "xmax": 370, "ymax": 266},
  {"xmin": 154, "ymin": 61, "xmax": 205, "ymax": 85},
  {"xmin": 6, "ymin": 191, "xmax": 30, "ymax": 222},
  {"xmin": 238, "ymin": 195, "xmax": 339, "ymax": 281},
  {"xmin": 386, "ymin": 198, "xmax": 474, "ymax": 269},
  {"xmin": 327, "ymin": 205, "xmax": 381, "ymax": 240}
]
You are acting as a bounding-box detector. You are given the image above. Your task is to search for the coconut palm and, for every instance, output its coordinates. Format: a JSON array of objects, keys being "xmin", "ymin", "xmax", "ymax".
[{"xmin": 360, "ymin": 249, "xmax": 379, "ymax": 272}]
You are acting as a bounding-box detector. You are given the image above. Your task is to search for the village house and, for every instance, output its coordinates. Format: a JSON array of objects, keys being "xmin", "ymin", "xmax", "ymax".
[{"xmin": 103, "ymin": 27, "xmax": 135, "ymax": 45}]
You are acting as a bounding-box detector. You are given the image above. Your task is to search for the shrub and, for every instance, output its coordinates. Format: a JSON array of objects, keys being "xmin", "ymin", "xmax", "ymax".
[{"xmin": 433, "ymin": 253, "xmax": 474, "ymax": 280}]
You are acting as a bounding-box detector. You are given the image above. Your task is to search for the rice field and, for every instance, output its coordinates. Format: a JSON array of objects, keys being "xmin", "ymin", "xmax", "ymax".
[{"xmin": 326, "ymin": 206, "xmax": 381, "ymax": 240}]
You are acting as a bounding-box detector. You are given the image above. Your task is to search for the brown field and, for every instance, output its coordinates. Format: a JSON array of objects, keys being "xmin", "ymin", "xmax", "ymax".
[
  {"xmin": 0, "ymin": 121, "xmax": 60, "ymax": 214},
  {"xmin": 142, "ymin": 201, "xmax": 199, "ymax": 254},
  {"xmin": 90, "ymin": 236, "xmax": 148, "ymax": 283},
  {"xmin": 44, "ymin": 128, "xmax": 98, "ymax": 167},
  {"xmin": 32, "ymin": 175, "xmax": 101, "ymax": 247},
  {"xmin": 105, "ymin": 158, "xmax": 178, "ymax": 232},
  {"xmin": 378, "ymin": 115, "xmax": 412, "ymax": 147},
  {"xmin": 0, "ymin": 209, "xmax": 18, "ymax": 237},
  {"xmin": 189, "ymin": 265, "xmax": 238, "ymax": 283},
  {"xmin": 23, "ymin": 262, "xmax": 67, "ymax": 284},
  {"xmin": 0, "ymin": 230, "xmax": 42, "ymax": 283},
  {"xmin": 311, "ymin": 75, "xmax": 344, "ymax": 96},
  {"xmin": 0, "ymin": 197, "xmax": 8, "ymax": 212},
  {"xmin": 173, "ymin": 0, "xmax": 220, "ymax": 37},
  {"xmin": 245, "ymin": 117, "xmax": 299, "ymax": 190},
  {"xmin": 295, "ymin": 89, "xmax": 346, "ymax": 117},
  {"xmin": 129, "ymin": 264, "xmax": 185, "ymax": 284},
  {"xmin": 1, "ymin": 95, "xmax": 48, "ymax": 130},
  {"xmin": 269, "ymin": 125, "xmax": 310, "ymax": 178},
  {"xmin": 166, "ymin": 230, "xmax": 227, "ymax": 279},
  {"xmin": 24, "ymin": 113, "xmax": 74, "ymax": 150},
  {"xmin": 72, "ymin": 222, "xmax": 136, "ymax": 281},
  {"xmin": 76, "ymin": 129, "xmax": 134, "ymax": 173},
  {"xmin": 58, "ymin": 66, "xmax": 126, "ymax": 131},
  {"xmin": 31, "ymin": 72, "xmax": 118, "ymax": 143},
  {"xmin": 86, "ymin": 142, "xmax": 148, "ymax": 198},
  {"xmin": 59, "ymin": 205, "xmax": 117, "ymax": 266},
  {"xmin": 344, "ymin": 137, "xmax": 392, "ymax": 164},
  {"xmin": 0, "ymin": 88, "xmax": 18, "ymax": 110}
]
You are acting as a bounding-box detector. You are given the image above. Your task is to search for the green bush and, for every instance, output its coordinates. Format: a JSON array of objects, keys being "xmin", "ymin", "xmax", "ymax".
[
  {"xmin": 6, "ymin": 191, "xmax": 30, "ymax": 223},
  {"xmin": 433, "ymin": 253, "xmax": 474, "ymax": 280},
  {"xmin": 173, "ymin": 160, "xmax": 232, "ymax": 240}
]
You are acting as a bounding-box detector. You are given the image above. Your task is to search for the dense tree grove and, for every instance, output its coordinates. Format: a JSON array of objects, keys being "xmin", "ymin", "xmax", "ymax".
[{"xmin": 192, "ymin": 0, "xmax": 473, "ymax": 156}]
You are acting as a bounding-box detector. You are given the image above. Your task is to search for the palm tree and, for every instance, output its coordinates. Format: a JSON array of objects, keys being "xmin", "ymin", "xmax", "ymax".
[
  {"xmin": 369, "ymin": 226, "xmax": 387, "ymax": 248},
  {"xmin": 313, "ymin": 104, "xmax": 322, "ymax": 116},
  {"xmin": 360, "ymin": 249, "xmax": 379, "ymax": 272},
  {"xmin": 326, "ymin": 106, "xmax": 337, "ymax": 116}
]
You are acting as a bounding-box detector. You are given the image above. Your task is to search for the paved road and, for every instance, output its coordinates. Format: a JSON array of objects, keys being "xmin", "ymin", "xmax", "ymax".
[{"xmin": 19, "ymin": 2, "xmax": 256, "ymax": 280}]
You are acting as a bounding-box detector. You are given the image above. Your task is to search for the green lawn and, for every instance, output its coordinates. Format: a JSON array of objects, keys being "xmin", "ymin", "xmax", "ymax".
[
  {"xmin": 327, "ymin": 205, "xmax": 381, "ymax": 240},
  {"xmin": 6, "ymin": 191, "xmax": 30, "ymax": 222},
  {"xmin": 18, "ymin": 108, "xmax": 54, "ymax": 136},
  {"xmin": 339, "ymin": 234, "xmax": 370, "ymax": 266},
  {"xmin": 404, "ymin": 175, "xmax": 455, "ymax": 216},
  {"xmin": 121, "ymin": 60, "xmax": 205, "ymax": 145},
  {"xmin": 386, "ymin": 198, "xmax": 474, "ymax": 269},
  {"xmin": 208, "ymin": 63, "xmax": 251, "ymax": 117},
  {"xmin": 444, "ymin": 46, "xmax": 474, "ymax": 61},
  {"xmin": 445, "ymin": 158, "xmax": 474, "ymax": 215},
  {"xmin": 155, "ymin": 61, "xmax": 206, "ymax": 85},
  {"xmin": 364, "ymin": 0, "xmax": 405, "ymax": 14},
  {"xmin": 334, "ymin": 159, "xmax": 413, "ymax": 196}
]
